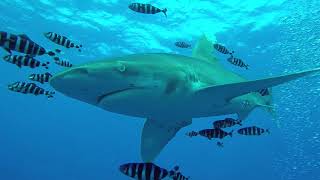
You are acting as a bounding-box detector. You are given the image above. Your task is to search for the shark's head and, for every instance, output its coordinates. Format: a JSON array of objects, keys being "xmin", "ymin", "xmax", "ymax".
[
  {"xmin": 50, "ymin": 60, "xmax": 140, "ymax": 103},
  {"xmin": 49, "ymin": 57, "xmax": 176, "ymax": 117}
]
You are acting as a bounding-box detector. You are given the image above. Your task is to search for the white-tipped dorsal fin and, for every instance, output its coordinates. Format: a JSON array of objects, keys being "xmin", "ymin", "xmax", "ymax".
[
  {"xmin": 195, "ymin": 67, "xmax": 320, "ymax": 105},
  {"xmin": 141, "ymin": 118, "xmax": 191, "ymax": 162},
  {"xmin": 192, "ymin": 35, "xmax": 218, "ymax": 63}
]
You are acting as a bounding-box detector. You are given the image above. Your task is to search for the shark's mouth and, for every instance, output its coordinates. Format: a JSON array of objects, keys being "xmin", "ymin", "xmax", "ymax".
[{"xmin": 96, "ymin": 86, "xmax": 145, "ymax": 104}]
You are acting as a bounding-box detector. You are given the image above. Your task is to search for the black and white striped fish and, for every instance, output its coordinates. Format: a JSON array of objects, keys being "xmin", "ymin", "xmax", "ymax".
[
  {"xmin": 213, "ymin": 118, "xmax": 242, "ymax": 129},
  {"xmin": 119, "ymin": 162, "xmax": 175, "ymax": 180},
  {"xmin": 3, "ymin": 55, "xmax": 50, "ymax": 69},
  {"xmin": 257, "ymin": 88, "xmax": 270, "ymax": 96},
  {"xmin": 129, "ymin": 3, "xmax": 167, "ymax": 17},
  {"xmin": 213, "ymin": 43, "xmax": 234, "ymax": 55},
  {"xmin": 175, "ymin": 41, "xmax": 191, "ymax": 49},
  {"xmin": 55, "ymin": 59, "xmax": 72, "ymax": 68},
  {"xmin": 0, "ymin": 31, "xmax": 60, "ymax": 57},
  {"xmin": 28, "ymin": 72, "xmax": 52, "ymax": 84},
  {"xmin": 44, "ymin": 32, "xmax": 82, "ymax": 52},
  {"xmin": 199, "ymin": 128, "xmax": 233, "ymax": 140},
  {"xmin": 227, "ymin": 56, "xmax": 249, "ymax": 70},
  {"xmin": 8, "ymin": 81, "xmax": 55, "ymax": 99},
  {"xmin": 237, "ymin": 126, "xmax": 270, "ymax": 136}
]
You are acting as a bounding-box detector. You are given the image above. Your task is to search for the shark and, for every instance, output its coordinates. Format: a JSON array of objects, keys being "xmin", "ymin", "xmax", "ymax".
[{"xmin": 50, "ymin": 35, "xmax": 320, "ymax": 162}]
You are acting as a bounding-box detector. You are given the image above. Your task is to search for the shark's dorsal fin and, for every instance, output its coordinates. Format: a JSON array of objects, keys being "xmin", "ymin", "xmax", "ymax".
[
  {"xmin": 192, "ymin": 35, "xmax": 218, "ymax": 63},
  {"xmin": 141, "ymin": 118, "xmax": 191, "ymax": 162},
  {"xmin": 195, "ymin": 67, "xmax": 320, "ymax": 105}
]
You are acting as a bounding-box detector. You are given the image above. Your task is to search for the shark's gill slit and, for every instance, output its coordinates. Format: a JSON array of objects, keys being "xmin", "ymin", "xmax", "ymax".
[{"xmin": 96, "ymin": 87, "xmax": 144, "ymax": 104}]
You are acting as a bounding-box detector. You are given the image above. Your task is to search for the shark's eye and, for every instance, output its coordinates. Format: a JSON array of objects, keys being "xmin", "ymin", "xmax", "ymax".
[{"xmin": 117, "ymin": 62, "xmax": 126, "ymax": 72}]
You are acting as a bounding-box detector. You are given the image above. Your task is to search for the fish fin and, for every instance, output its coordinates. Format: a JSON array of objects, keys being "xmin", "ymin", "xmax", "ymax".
[
  {"xmin": 192, "ymin": 35, "xmax": 218, "ymax": 64},
  {"xmin": 18, "ymin": 34, "xmax": 32, "ymax": 41},
  {"xmin": 55, "ymin": 49, "xmax": 61, "ymax": 53},
  {"xmin": 162, "ymin": 8, "xmax": 167, "ymax": 18},
  {"xmin": 45, "ymin": 72, "xmax": 53, "ymax": 77},
  {"xmin": 141, "ymin": 118, "xmax": 191, "ymax": 162},
  {"xmin": 17, "ymin": 62, "xmax": 22, "ymax": 68},
  {"xmin": 195, "ymin": 67, "xmax": 320, "ymax": 105}
]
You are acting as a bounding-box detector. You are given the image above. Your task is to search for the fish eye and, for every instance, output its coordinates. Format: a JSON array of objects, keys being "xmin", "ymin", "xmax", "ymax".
[{"xmin": 116, "ymin": 61, "xmax": 126, "ymax": 72}]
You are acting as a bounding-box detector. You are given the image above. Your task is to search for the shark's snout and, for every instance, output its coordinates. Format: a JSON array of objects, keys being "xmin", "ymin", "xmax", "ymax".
[{"xmin": 50, "ymin": 67, "xmax": 90, "ymax": 92}]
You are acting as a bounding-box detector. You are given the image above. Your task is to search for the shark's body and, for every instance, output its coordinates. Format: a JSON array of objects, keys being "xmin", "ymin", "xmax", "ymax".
[{"xmin": 50, "ymin": 36, "xmax": 320, "ymax": 162}]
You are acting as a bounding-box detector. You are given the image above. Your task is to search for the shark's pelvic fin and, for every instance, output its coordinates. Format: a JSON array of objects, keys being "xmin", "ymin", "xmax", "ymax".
[
  {"xmin": 196, "ymin": 67, "xmax": 320, "ymax": 104},
  {"xmin": 141, "ymin": 118, "xmax": 191, "ymax": 162},
  {"xmin": 192, "ymin": 34, "xmax": 218, "ymax": 64}
]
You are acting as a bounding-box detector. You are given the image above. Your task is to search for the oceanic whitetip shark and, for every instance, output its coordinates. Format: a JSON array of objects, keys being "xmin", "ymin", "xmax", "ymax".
[{"xmin": 50, "ymin": 35, "xmax": 320, "ymax": 162}]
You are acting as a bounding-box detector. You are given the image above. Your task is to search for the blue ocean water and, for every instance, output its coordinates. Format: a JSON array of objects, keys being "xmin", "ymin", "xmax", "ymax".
[{"xmin": 0, "ymin": 0, "xmax": 320, "ymax": 180}]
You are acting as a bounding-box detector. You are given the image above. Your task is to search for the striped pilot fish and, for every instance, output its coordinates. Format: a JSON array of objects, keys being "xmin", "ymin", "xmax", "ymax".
[
  {"xmin": 129, "ymin": 3, "xmax": 167, "ymax": 17},
  {"xmin": 0, "ymin": 31, "xmax": 60, "ymax": 57},
  {"xmin": 55, "ymin": 59, "xmax": 72, "ymax": 68},
  {"xmin": 213, "ymin": 43, "xmax": 234, "ymax": 55},
  {"xmin": 227, "ymin": 56, "xmax": 249, "ymax": 70},
  {"xmin": 175, "ymin": 41, "xmax": 191, "ymax": 49},
  {"xmin": 3, "ymin": 55, "xmax": 50, "ymax": 69},
  {"xmin": 199, "ymin": 128, "xmax": 233, "ymax": 140},
  {"xmin": 8, "ymin": 81, "xmax": 55, "ymax": 99},
  {"xmin": 44, "ymin": 32, "xmax": 82, "ymax": 52},
  {"xmin": 237, "ymin": 126, "xmax": 270, "ymax": 136},
  {"xmin": 28, "ymin": 72, "xmax": 52, "ymax": 84},
  {"xmin": 213, "ymin": 117, "xmax": 242, "ymax": 129},
  {"xmin": 119, "ymin": 162, "xmax": 177, "ymax": 180}
]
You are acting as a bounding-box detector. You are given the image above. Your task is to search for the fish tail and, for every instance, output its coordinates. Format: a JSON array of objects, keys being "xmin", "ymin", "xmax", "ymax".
[
  {"xmin": 42, "ymin": 62, "xmax": 49, "ymax": 69},
  {"xmin": 46, "ymin": 91, "xmax": 55, "ymax": 99},
  {"xmin": 266, "ymin": 129, "xmax": 270, "ymax": 134},
  {"xmin": 229, "ymin": 130, "xmax": 234, "ymax": 137},
  {"xmin": 47, "ymin": 51, "xmax": 55, "ymax": 56},
  {"xmin": 55, "ymin": 49, "xmax": 61, "ymax": 53},
  {"xmin": 245, "ymin": 64, "xmax": 249, "ymax": 70},
  {"xmin": 162, "ymin": 8, "xmax": 167, "ymax": 18}
]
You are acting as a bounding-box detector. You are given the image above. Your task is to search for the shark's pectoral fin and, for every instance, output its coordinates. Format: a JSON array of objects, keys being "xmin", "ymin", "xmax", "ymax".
[
  {"xmin": 141, "ymin": 118, "xmax": 191, "ymax": 162},
  {"xmin": 195, "ymin": 67, "xmax": 320, "ymax": 104}
]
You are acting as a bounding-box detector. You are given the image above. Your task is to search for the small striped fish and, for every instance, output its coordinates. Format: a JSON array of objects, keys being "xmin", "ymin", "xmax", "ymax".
[
  {"xmin": 119, "ymin": 162, "xmax": 174, "ymax": 180},
  {"xmin": 3, "ymin": 55, "xmax": 49, "ymax": 69},
  {"xmin": 129, "ymin": 3, "xmax": 167, "ymax": 17},
  {"xmin": 213, "ymin": 43, "xmax": 234, "ymax": 55},
  {"xmin": 44, "ymin": 32, "xmax": 82, "ymax": 52},
  {"xmin": 257, "ymin": 88, "xmax": 270, "ymax": 96},
  {"xmin": 175, "ymin": 41, "xmax": 191, "ymax": 49},
  {"xmin": 199, "ymin": 128, "xmax": 233, "ymax": 140},
  {"xmin": 213, "ymin": 118, "xmax": 242, "ymax": 129},
  {"xmin": 55, "ymin": 59, "xmax": 72, "ymax": 68},
  {"xmin": 227, "ymin": 56, "xmax": 249, "ymax": 70},
  {"xmin": 28, "ymin": 72, "xmax": 52, "ymax": 84},
  {"xmin": 237, "ymin": 126, "xmax": 270, "ymax": 136},
  {"xmin": 8, "ymin": 82, "xmax": 55, "ymax": 99},
  {"xmin": 0, "ymin": 31, "xmax": 59, "ymax": 57}
]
